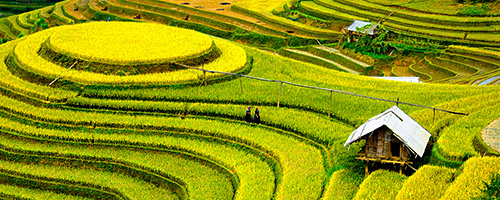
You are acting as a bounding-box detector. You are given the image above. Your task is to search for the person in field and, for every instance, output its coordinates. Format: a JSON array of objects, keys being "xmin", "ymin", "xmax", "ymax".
[
  {"xmin": 245, "ymin": 106, "xmax": 252, "ymax": 123},
  {"xmin": 253, "ymin": 107, "xmax": 261, "ymax": 124}
]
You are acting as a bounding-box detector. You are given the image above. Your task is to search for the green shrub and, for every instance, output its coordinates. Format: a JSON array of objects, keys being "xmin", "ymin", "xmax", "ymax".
[
  {"xmin": 458, "ymin": 5, "xmax": 490, "ymax": 16},
  {"xmin": 471, "ymin": 0, "xmax": 496, "ymax": 4},
  {"xmin": 32, "ymin": 18, "xmax": 49, "ymax": 32},
  {"xmin": 477, "ymin": 173, "xmax": 500, "ymax": 200},
  {"xmin": 342, "ymin": 42, "xmax": 392, "ymax": 60},
  {"xmin": 287, "ymin": 0, "xmax": 300, "ymax": 9}
]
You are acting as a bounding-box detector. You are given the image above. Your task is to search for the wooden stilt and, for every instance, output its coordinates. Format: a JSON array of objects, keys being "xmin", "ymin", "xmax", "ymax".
[{"xmin": 365, "ymin": 161, "xmax": 370, "ymax": 177}]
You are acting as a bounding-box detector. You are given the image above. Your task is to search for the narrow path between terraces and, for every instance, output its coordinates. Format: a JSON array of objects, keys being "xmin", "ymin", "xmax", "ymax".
[
  {"xmin": 482, "ymin": 119, "xmax": 500, "ymax": 153},
  {"xmin": 284, "ymin": 48, "xmax": 361, "ymax": 74},
  {"xmin": 314, "ymin": 46, "xmax": 371, "ymax": 68}
]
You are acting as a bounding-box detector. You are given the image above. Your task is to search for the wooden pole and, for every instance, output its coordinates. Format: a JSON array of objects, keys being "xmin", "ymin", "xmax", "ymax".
[
  {"xmin": 405, "ymin": 163, "xmax": 418, "ymax": 172},
  {"xmin": 239, "ymin": 78, "xmax": 243, "ymax": 93},
  {"xmin": 277, "ymin": 82, "xmax": 283, "ymax": 108},
  {"xmin": 203, "ymin": 71, "xmax": 207, "ymax": 86},
  {"xmin": 176, "ymin": 63, "xmax": 468, "ymax": 116},
  {"xmin": 49, "ymin": 60, "xmax": 78, "ymax": 86},
  {"xmin": 433, "ymin": 108, "xmax": 436, "ymax": 126},
  {"xmin": 328, "ymin": 90, "xmax": 332, "ymax": 117}
]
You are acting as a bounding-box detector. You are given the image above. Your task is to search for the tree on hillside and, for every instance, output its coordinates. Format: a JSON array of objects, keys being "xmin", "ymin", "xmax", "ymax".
[{"xmin": 31, "ymin": 18, "xmax": 49, "ymax": 33}]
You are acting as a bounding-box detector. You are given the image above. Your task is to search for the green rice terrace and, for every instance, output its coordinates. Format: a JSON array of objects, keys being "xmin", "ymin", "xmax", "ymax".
[{"xmin": 0, "ymin": 0, "xmax": 499, "ymax": 199}]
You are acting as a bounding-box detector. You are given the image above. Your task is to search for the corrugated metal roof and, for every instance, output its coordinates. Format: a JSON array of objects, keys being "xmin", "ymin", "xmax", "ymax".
[
  {"xmin": 371, "ymin": 76, "xmax": 422, "ymax": 83},
  {"xmin": 344, "ymin": 20, "xmax": 377, "ymax": 35},
  {"xmin": 343, "ymin": 105, "xmax": 431, "ymax": 157}
]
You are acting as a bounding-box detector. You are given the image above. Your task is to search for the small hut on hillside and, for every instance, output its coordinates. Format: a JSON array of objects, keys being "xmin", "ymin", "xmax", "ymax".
[
  {"xmin": 342, "ymin": 20, "xmax": 379, "ymax": 43},
  {"xmin": 344, "ymin": 105, "xmax": 431, "ymax": 175},
  {"xmin": 343, "ymin": 20, "xmax": 378, "ymax": 36}
]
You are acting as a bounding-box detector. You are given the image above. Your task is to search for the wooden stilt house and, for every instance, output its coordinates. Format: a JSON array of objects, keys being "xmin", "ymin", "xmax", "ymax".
[{"xmin": 344, "ymin": 106, "xmax": 431, "ymax": 175}]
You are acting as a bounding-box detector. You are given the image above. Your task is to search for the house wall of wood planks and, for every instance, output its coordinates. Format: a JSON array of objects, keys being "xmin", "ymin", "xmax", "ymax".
[{"xmin": 359, "ymin": 126, "xmax": 411, "ymax": 162}]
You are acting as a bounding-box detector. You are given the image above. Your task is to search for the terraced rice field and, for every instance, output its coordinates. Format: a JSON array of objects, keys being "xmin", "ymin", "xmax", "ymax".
[
  {"xmin": 0, "ymin": 0, "xmax": 498, "ymax": 199},
  {"xmin": 1, "ymin": 0, "xmax": 499, "ymax": 85}
]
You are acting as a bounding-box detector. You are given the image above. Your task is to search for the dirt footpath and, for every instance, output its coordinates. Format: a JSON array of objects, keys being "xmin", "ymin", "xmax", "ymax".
[{"xmin": 151, "ymin": 0, "xmax": 264, "ymax": 24}]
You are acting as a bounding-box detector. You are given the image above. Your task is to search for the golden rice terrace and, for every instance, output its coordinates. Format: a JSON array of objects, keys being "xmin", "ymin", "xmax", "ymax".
[{"xmin": 0, "ymin": 0, "xmax": 498, "ymax": 199}]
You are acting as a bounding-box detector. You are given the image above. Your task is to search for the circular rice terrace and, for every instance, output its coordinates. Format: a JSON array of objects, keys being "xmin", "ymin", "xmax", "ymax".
[{"xmin": 8, "ymin": 22, "xmax": 248, "ymax": 86}]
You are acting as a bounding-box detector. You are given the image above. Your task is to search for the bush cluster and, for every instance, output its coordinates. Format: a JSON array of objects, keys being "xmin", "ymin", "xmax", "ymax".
[
  {"xmin": 458, "ymin": 4, "xmax": 491, "ymax": 16},
  {"xmin": 477, "ymin": 174, "xmax": 500, "ymax": 200},
  {"xmin": 456, "ymin": 0, "xmax": 496, "ymax": 4}
]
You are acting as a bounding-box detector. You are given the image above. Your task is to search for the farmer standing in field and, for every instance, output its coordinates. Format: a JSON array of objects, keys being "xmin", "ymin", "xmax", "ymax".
[
  {"xmin": 253, "ymin": 107, "xmax": 261, "ymax": 124},
  {"xmin": 245, "ymin": 106, "xmax": 252, "ymax": 123}
]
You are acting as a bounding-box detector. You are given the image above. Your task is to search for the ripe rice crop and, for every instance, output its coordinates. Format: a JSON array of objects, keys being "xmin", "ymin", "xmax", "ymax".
[
  {"xmin": 322, "ymin": 169, "xmax": 364, "ymax": 200},
  {"xmin": 0, "ymin": 126, "xmax": 237, "ymax": 200},
  {"xmin": 83, "ymin": 46, "xmax": 499, "ymax": 126},
  {"xmin": 0, "ymin": 38, "xmax": 77, "ymax": 102},
  {"xmin": 1, "ymin": 10, "xmax": 500, "ymax": 199},
  {"xmin": 0, "ymin": 160, "xmax": 179, "ymax": 200},
  {"xmin": 0, "ymin": 94, "xmax": 326, "ymax": 200},
  {"xmin": 448, "ymin": 45, "xmax": 500, "ymax": 60},
  {"xmin": 74, "ymin": 44, "xmax": 500, "ymax": 172},
  {"xmin": 396, "ymin": 165, "xmax": 456, "ymax": 200},
  {"xmin": 13, "ymin": 24, "xmax": 247, "ymax": 85},
  {"xmin": 436, "ymin": 94, "xmax": 500, "ymax": 161},
  {"xmin": 47, "ymin": 22, "xmax": 213, "ymax": 65},
  {"xmin": 409, "ymin": 91, "xmax": 500, "ymax": 161},
  {"xmin": 441, "ymin": 156, "xmax": 500, "ymax": 200},
  {"xmin": 353, "ymin": 170, "xmax": 407, "ymax": 200},
  {"xmin": 67, "ymin": 96, "xmax": 353, "ymax": 145},
  {"xmin": 0, "ymin": 183, "xmax": 89, "ymax": 200}
]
